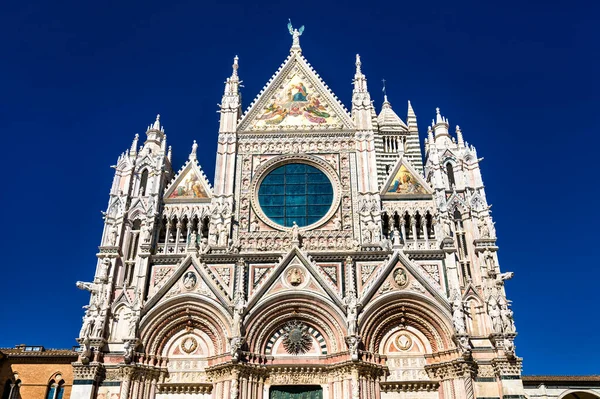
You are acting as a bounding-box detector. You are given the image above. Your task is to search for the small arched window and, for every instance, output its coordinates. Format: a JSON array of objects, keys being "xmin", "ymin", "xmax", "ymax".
[
  {"xmin": 446, "ymin": 163, "xmax": 456, "ymax": 188},
  {"xmin": 139, "ymin": 169, "xmax": 149, "ymax": 196},
  {"xmin": 46, "ymin": 379, "xmax": 64, "ymax": 399}
]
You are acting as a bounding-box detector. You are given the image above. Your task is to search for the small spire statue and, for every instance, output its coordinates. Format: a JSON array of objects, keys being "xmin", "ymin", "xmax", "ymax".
[
  {"xmin": 189, "ymin": 140, "xmax": 198, "ymax": 161},
  {"xmin": 288, "ymin": 19, "xmax": 304, "ymax": 52}
]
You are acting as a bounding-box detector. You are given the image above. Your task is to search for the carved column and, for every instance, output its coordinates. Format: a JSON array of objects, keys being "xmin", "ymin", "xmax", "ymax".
[{"xmin": 120, "ymin": 367, "xmax": 134, "ymax": 399}]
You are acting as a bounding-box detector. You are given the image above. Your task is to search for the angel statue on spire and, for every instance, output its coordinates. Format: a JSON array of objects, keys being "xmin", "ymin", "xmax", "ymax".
[{"xmin": 288, "ymin": 19, "xmax": 304, "ymax": 49}]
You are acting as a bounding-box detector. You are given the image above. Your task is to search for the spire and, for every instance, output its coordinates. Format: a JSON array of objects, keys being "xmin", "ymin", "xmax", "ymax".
[
  {"xmin": 377, "ymin": 95, "xmax": 407, "ymax": 131},
  {"xmin": 232, "ymin": 55, "xmax": 239, "ymax": 79},
  {"xmin": 353, "ymin": 54, "xmax": 368, "ymax": 93},
  {"xmin": 407, "ymin": 100, "xmax": 416, "ymax": 120},
  {"xmin": 167, "ymin": 145, "xmax": 172, "ymax": 162},
  {"xmin": 456, "ymin": 125, "xmax": 465, "ymax": 147},
  {"xmin": 130, "ymin": 134, "xmax": 139, "ymax": 157},
  {"xmin": 433, "ymin": 107, "xmax": 450, "ymax": 140},
  {"xmin": 288, "ymin": 19, "xmax": 304, "ymax": 54},
  {"xmin": 223, "ymin": 55, "xmax": 241, "ymax": 97},
  {"xmin": 152, "ymin": 114, "xmax": 161, "ymax": 131},
  {"xmin": 143, "ymin": 113, "xmax": 165, "ymax": 153},
  {"xmin": 189, "ymin": 140, "xmax": 198, "ymax": 161}
]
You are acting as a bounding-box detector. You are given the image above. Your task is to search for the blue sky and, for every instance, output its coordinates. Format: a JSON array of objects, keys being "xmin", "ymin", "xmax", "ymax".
[{"xmin": 0, "ymin": 0, "xmax": 597, "ymax": 375}]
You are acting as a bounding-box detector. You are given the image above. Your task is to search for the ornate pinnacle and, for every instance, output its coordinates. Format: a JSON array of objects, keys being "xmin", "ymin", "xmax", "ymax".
[
  {"xmin": 355, "ymin": 54, "xmax": 362, "ymax": 74},
  {"xmin": 232, "ymin": 55, "xmax": 239, "ymax": 79},
  {"xmin": 153, "ymin": 114, "xmax": 161, "ymax": 130}
]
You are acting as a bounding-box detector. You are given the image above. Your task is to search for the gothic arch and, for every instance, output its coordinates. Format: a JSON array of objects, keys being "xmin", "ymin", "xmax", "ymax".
[
  {"xmin": 245, "ymin": 293, "xmax": 346, "ymax": 354},
  {"xmin": 360, "ymin": 292, "xmax": 453, "ymax": 354},
  {"xmin": 463, "ymin": 293, "xmax": 487, "ymax": 336},
  {"xmin": 139, "ymin": 296, "xmax": 232, "ymax": 356}
]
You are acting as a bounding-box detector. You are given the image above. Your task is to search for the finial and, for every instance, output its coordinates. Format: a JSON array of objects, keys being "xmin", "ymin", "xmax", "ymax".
[
  {"xmin": 288, "ymin": 19, "xmax": 304, "ymax": 53},
  {"xmin": 189, "ymin": 140, "xmax": 198, "ymax": 160},
  {"xmin": 153, "ymin": 114, "xmax": 161, "ymax": 130},
  {"xmin": 232, "ymin": 55, "xmax": 239, "ymax": 78},
  {"xmin": 382, "ymin": 78, "xmax": 387, "ymax": 98},
  {"xmin": 167, "ymin": 145, "xmax": 172, "ymax": 162},
  {"xmin": 435, "ymin": 107, "xmax": 445, "ymax": 125},
  {"xmin": 355, "ymin": 54, "xmax": 362, "ymax": 73}
]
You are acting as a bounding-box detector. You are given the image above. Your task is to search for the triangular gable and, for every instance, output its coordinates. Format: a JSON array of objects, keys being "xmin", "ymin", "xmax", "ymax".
[
  {"xmin": 143, "ymin": 255, "xmax": 230, "ymax": 314},
  {"xmin": 360, "ymin": 251, "xmax": 449, "ymax": 311},
  {"xmin": 381, "ymin": 156, "xmax": 433, "ymax": 198},
  {"xmin": 238, "ymin": 53, "xmax": 354, "ymax": 132},
  {"xmin": 246, "ymin": 247, "xmax": 344, "ymax": 309},
  {"xmin": 164, "ymin": 160, "xmax": 212, "ymax": 202}
]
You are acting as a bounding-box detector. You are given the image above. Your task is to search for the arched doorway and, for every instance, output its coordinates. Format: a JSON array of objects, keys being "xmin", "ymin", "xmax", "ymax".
[
  {"xmin": 561, "ymin": 392, "xmax": 600, "ymax": 399},
  {"xmin": 269, "ymin": 385, "xmax": 323, "ymax": 399}
]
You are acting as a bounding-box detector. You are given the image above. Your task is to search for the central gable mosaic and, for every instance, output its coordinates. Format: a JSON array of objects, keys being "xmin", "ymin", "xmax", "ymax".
[{"xmin": 247, "ymin": 69, "xmax": 344, "ymax": 131}]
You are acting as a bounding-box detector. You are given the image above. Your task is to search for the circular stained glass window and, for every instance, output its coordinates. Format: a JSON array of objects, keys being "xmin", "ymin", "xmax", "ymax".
[{"xmin": 258, "ymin": 163, "xmax": 334, "ymax": 228}]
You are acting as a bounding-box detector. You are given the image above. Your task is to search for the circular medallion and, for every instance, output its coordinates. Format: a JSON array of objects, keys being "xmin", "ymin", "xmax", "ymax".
[
  {"xmin": 282, "ymin": 320, "xmax": 313, "ymax": 355},
  {"xmin": 395, "ymin": 333, "xmax": 413, "ymax": 351},
  {"xmin": 180, "ymin": 336, "xmax": 198, "ymax": 354},
  {"xmin": 183, "ymin": 271, "xmax": 197, "ymax": 290},
  {"xmin": 393, "ymin": 267, "xmax": 408, "ymax": 288},
  {"xmin": 286, "ymin": 267, "xmax": 304, "ymax": 287}
]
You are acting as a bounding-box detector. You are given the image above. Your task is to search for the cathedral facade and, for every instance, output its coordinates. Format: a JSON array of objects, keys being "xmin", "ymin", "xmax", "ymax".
[{"xmin": 73, "ymin": 27, "xmax": 526, "ymax": 399}]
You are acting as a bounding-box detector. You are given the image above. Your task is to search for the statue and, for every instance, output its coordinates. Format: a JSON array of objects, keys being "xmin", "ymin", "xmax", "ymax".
[
  {"xmin": 452, "ymin": 300, "xmax": 466, "ymax": 335},
  {"xmin": 80, "ymin": 336, "xmax": 92, "ymax": 364},
  {"xmin": 504, "ymin": 338, "xmax": 515, "ymax": 357},
  {"xmin": 346, "ymin": 335, "xmax": 360, "ymax": 361},
  {"xmin": 189, "ymin": 231, "xmax": 198, "ymax": 248},
  {"xmin": 227, "ymin": 238, "xmax": 240, "ymax": 253},
  {"xmin": 287, "ymin": 19, "xmax": 304, "ymax": 49},
  {"xmin": 96, "ymin": 258, "xmax": 110, "ymax": 283},
  {"xmin": 127, "ymin": 314, "xmax": 138, "ymax": 337},
  {"xmin": 93, "ymin": 311, "xmax": 106, "ymax": 337},
  {"xmin": 217, "ymin": 223, "xmax": 228, "ymax": 247},
  {"xmin": 80, "ymin": 311, "xmax": 94, "ymax": 338},
  {"xmin": 141, "ymin": 222, "xmax": 151, "ymax": 243},
  {"xmin": 500, "ymin": 303, "xmax": 515, "ymax": 333},
  {"xmin": 392, "ymin": 228, "xmax": 402, "ymax": 246},
  {"xmin": 344, "ymin": 292, "xmax": 359, "ymax": 336},
  {"xmin": 332, "ymin": 216, "xmax": 342, "ymax": 230},
  {"xmin": 250, "ymin": 219, "xmax": 259, "ymax": 232},
  {"xmin": 291, "ymin": 221, "xmax": 300, "ymax": 244},
  {"xmin": 231, "ymin": 291, "xmax": 246, "ymax": 337},
  {"xmin": 230, "ymin": 336, "xmax": 244, "ymax": 361},
  {"xmin": 199, "ymin": 238, "xmax": 210, "ymax": 254},
  {"xmin": 488, "ymin": 301, "xmax": 503, "ymax": 334},
  {"xmin": 478, "ymin": 217, "xmax": 490, "ymax": 238},
  {"xmin": 107, "ymin": 224, "xmax": 118, "ymax": 246},
  {"xmin": 123, "ymin": 340, "xmax": 134, "ymax": 364}
]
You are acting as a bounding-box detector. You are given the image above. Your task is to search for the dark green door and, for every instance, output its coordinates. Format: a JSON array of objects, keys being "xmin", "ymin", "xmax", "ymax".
[{"xmin": 269, "ymin": 385, "xmax": 323, "ymax": 399}]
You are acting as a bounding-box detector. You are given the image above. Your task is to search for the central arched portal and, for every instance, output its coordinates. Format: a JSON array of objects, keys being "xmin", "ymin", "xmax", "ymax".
[{"xmin": 269, "ymin": 385, "xmax": 323, "ymax": 399}]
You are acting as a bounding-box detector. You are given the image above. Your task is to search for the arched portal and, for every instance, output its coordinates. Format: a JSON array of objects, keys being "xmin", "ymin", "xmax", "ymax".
[{"xmin": 560, "ymin": 392, "xmax": 600, "ymax": 399}]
